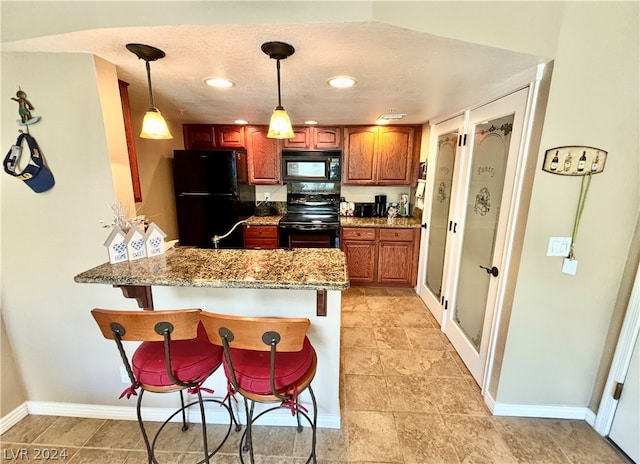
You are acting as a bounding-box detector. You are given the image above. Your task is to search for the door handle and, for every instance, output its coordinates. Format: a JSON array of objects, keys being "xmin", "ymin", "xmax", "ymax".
[{"xmin": 479, "ymin": 265, "xmax": 499, "ymax": 277}]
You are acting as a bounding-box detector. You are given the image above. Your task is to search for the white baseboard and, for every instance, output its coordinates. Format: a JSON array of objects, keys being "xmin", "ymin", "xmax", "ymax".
[
  {"xmin": 484, "ymin": 391, "xmax": 597, "ymax": 423},
  {"xmin": 11, "ymin": 401, "xmax": 340, "ymax": 430},
  {"xmin": 0, "ymin": 403, "xmax": 29, "ymax": 434},
  {"xmin": 491, "ymin": 401, "xmax": 594, "ymax": 421}
]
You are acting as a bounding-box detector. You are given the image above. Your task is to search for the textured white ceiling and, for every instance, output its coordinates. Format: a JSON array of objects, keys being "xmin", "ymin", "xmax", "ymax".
[{"xmin": 2, "ymin": 22, "xmax": 544, "ymax": 126}]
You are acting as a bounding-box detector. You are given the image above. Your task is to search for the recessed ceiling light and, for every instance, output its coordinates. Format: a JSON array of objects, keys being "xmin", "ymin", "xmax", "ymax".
[
  {"xmin": 204, "ymin": 77, "xmax": 234, "ymax": 88},
  {"xmin": 327, "ymin": 76, "xmax": 356, "ymax": 88},
  {"xmin": 305, "ymin": 120, "xmax": 319, "ymax": 125},
  {"xmin": 234, "ymin": 119, "xmax": 248, "ymax": 125}
]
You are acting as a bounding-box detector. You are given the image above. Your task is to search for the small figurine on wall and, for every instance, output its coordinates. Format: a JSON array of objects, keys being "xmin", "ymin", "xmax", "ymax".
[{"xmin": 11, "ymin": 88, "xmax": 40, "ymax": 126}]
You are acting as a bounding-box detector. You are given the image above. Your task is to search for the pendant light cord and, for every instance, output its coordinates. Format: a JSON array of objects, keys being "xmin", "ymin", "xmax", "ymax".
[
  {"xmin": 276, "ymin": 59, "xmax": 282, "ymax": 108},
  {"xmin": 145, "ymin": 60, "xmax": 155, "ymax": 109},
  {"xmin": 569, "ymin": 172, "xmax": 592, "ymax": 259}
]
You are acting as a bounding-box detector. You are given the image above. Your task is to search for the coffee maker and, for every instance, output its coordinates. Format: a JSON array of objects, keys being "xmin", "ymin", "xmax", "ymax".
[{"xmin": 374, "ymin": 195, "xmax": 387, "ymax": 217}]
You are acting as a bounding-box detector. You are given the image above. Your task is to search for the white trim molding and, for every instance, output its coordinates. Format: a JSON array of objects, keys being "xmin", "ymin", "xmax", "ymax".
[
  {"xmin": 10, "ymin": 401, "xmax": 340, "ymax": 430},
  {"xmin": 0, "ymin": 403, "xmax": 29, "ymax": 435},
  {"xmin": 485, "ymin": 392, "xmax": 596, "ymax": 422},
  {"xmin": 594, "ymin": 262, "xmax": 640, "ymax": 436}
]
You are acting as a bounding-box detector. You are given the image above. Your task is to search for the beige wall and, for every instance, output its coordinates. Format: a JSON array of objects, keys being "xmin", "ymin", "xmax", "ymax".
[
  {"xmin": 1, "ymin": 1, "xmax": 638, "ymax": 418},
  {"xmin": 130, "ymin": 108, "xmax": 182, "ymax": 240},
  {"xmin": 1, "ymin": 52, "xmax": 141, "ymax": 405},
  {"xmin": 493, "ymin": 2, "xmax": 639, "ymax": 404},
  {"xmin": 1, "ymin": 311, "xmax": 27, "ymax": 416}
]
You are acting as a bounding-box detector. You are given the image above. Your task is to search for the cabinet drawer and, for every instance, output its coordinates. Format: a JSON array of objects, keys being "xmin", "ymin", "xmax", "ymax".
[
  {"xmin": 244, "ymin": 225, "xmax": 278, "ymax": 239},
  {"xmin": 244, "ymin": 238, "xmax": 279, "ymax": 249},
  {"xmin": 342, "ymin": 227, "xmax": 376, "ymax": 241},
  {"xmin": 378, "ymin": 228, "xmax": 414, "ymax": 242}
]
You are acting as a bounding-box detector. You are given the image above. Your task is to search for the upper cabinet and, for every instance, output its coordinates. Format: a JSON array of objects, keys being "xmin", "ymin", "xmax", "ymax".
[
  {"xmin": 245, "ymin": 126, "xmax": 282, "ymax": 185},
  {"xmin": 183, "ymin": 124, "xmax": 245, "ymax": 149},
  {"xmin": 284, "ymin": 126, "xmax": 342, "ymax": 150},
  {"xmin": 343, "ymin": 125, "xmax": 421, "ymax": 185}
]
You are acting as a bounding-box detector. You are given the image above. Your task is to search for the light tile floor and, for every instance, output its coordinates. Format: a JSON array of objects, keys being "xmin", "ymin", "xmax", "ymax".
[{"xmin": 1, "ymin": 288, "xmax": 631, "ymax": 463}]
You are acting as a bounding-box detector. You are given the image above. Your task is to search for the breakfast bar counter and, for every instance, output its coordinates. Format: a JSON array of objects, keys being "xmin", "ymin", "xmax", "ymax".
[
  {"xmin": 75, "ymin": 246, "xmax": 349, "ymax": 428},
  {"xmin": 75, "ymin": 247, "xmax": 349, "ymax": 315}
]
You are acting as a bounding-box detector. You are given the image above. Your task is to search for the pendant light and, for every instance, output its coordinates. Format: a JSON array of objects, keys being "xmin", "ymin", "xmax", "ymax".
[
  {"xmin": 261, "ymin": 41, "xmax": 295, "ymax": 139},
  {"xmin": 126, "ymin": 43, "xmax": 173, "ymax": 140}
]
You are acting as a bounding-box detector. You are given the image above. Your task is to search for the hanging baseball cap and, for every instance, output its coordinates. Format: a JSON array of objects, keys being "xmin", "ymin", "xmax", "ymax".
[{"xmin": 3, "ymin": 133, "xmax": 55, "ymax": 193}]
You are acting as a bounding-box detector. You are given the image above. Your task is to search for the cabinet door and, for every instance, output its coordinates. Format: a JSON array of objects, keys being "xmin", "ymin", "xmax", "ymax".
[
  {"xmin": 343, "ymin": 127, "xmax": 377, "ymax": 184},
  {"xmin": 377, "ymin": 126, "xmax": 416, "ymax": 185},
  {"xmin": 243, "ymin": 225, "xmax": 279, "ymax": 249},
  {"xmin": 378, "ymin": 240, "xmax": 414, "ymax": 284},
  {"xmin": 283, "ymin": 127, "xmax": 311, "ymax": 149},
  {"xmin": 183, "ymin": 124, "xmax": 216, "ymax": 149},
  {"xmin": 216, "ymin": 125, "xmax": 245, "ymax": 148},
  {"xmin": 342, "ymin": 240, "xmax": 377, "ymax": 282},
  {"xmin": 246, "ymin": 126, "xmax": 282, "ymax": 185},
  {"xmin": 314, "ymin": 127, "xmax": 342, "ymax": 149}
]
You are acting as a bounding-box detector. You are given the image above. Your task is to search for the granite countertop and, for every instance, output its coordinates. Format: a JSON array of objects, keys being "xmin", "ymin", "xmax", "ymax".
[
  {"xmin": 74, "ymin": 247, "xmax": 349, "ymax": 291},
  {"xmin": 340, "ymin": 216, "xmax": 423, "ymax": 228},
  {"xmin": 244, "ymin": 215, "xmax": 283, "ymax": 226},
  {"xmin": 243, "ymin": 214, "xmax": 422, "ymax": 228}
]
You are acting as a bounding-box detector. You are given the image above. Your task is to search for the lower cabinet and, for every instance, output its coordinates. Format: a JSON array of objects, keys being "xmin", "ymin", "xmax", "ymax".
[
  {"xmin": 243, "ymin": 225, "xmax": 279, "ymax": 249},
  {"xmin": 341, "ymin": 227, "xmax": 420, "ymax": 286}
]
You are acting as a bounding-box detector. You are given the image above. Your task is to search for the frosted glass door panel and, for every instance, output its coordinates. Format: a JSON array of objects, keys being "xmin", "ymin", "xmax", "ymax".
[
  {"xmin": 425, "ymin": 130, "xmax": 458, "ymax": 299},
  {"xmin": 454, "ymin": 115, "xmax": 513, "ymax": 350}
]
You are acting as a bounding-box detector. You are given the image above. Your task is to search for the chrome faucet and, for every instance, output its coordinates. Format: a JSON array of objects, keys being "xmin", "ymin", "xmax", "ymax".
[{"xmin": 211, "ymin": 219, "xmax": 248, "ymax": 248}]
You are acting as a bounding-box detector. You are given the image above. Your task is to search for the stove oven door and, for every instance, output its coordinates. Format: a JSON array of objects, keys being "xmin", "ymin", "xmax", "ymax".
[{"xmin": 279, "ymin": 225, "xmax": 339, "ymax": 248}]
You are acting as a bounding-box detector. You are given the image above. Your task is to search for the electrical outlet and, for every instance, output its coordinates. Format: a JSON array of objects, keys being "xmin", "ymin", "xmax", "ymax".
[
  {"xmin": 120, "ymin": 366, "xmax": 130, "ymax": 383},
  {"xmin": 264, "ymin": 192, "xmax": 271, "ymax": 201}
]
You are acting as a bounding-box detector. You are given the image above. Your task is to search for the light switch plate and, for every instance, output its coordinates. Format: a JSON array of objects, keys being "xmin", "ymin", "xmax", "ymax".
[{"xmin": 547, "ymin": 237, "xmax": 572, "ymax": 257}]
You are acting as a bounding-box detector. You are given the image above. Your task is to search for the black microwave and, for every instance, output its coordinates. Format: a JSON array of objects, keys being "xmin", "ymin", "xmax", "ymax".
[{"xmin": 281, "ymin": 150, "xmax": 341, "ymax": 182}]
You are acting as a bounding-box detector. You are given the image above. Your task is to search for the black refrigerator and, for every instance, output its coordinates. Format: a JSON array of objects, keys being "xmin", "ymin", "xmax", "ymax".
[{"xmin": 173, "ymin": 150, "xmax": 255, "ymax": 248}]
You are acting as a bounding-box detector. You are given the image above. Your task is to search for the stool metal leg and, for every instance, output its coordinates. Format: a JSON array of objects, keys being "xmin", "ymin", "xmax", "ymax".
[
  {"xmin": 309, "ymin": 385, "xmax": 318, "ymax": 464},
  {"xmin": 239, "ymin": 397, "xmax": 256, "ymax": 464},
  {"xmin": 135, "ymin": 390, "xmax": 154, "ymax": 464},
  {"xmin": 179, "ymin": 390, "xmax": 189, "ymax": 432},
  {"xmin": 196, "ymin": 390, "xmax": 210, "ymax": 464}
]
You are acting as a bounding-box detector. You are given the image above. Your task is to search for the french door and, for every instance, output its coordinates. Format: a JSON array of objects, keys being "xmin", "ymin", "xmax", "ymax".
[
  {"xmin": 419, "ymin": 88, "xmax": 530, "ymax": 386},
  {"xmin": 419, "ymin": 115, "xmax": 464, "ymax": 323}
]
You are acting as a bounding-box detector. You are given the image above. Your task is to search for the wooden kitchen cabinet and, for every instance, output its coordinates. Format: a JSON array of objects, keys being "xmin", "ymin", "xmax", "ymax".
[
  {"xmin": 341, "ymin": 228, "xmax": 377, "ymax": 282},
  {"xmin": 284, "ymin": 126, "xmax": 342, "ymax": 150},
  {"xmin": 243, "ymin": 225, "xmax": 279, "ymax": 249},
  {"xmin": 183, "ymin": 124, "xmax": 245, "ymax": 149},
  {"xmin": 343, "ymin": 125, "xmax": 421, "ymax": 185},
  {"xmin": 245, "ymin": 126, "xmax": 282, "ymax": 185},
  {"xmin": 341, "ymin": 227, "xmax": 420, "ymax": 286}
]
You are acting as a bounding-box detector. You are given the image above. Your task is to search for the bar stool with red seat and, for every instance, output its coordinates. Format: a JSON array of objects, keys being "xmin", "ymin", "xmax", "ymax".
[
  {"xmin": 91, "ymin": 308, "xmax": 237, "ymax": 464},
  {"xmin": 199, "ymin": 311, "xmax": 317, "ymax": 464}
]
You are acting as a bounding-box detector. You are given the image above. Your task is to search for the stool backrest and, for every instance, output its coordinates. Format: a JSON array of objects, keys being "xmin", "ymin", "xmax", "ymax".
[
  {"xmin": 91, "ymin": 308, "xmax": 202, "ymax": 342},
  {"xmin": 199, "ymin": 312, "xmax": 310, "ymax": 352}
]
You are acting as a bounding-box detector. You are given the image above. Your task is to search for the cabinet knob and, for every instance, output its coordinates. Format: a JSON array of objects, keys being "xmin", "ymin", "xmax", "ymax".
[{"xmin": 394, "ymin": 232, "xmax": 398, "ymax": 237}]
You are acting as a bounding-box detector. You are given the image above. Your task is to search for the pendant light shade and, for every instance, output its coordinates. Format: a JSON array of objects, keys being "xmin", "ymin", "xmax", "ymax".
[
  {"xmin": 126, "ymin": 43, "xmax": 173, "ymax": 140},
  {"xmin": 140, "ymin": 108, "xmax": 172, "ymax": 139},
  {"xmin": 262, "ymin": 42, "xmax": 295, "ymax": 139}
]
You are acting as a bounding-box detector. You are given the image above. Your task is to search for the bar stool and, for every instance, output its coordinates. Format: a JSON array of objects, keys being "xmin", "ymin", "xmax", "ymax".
[
  {"xmin": 91, "ymin": 308, "xmax": 237, "ymax": 464},
  {"xmin": 199, "ymin": 311, "xmax": 317, "ymax": 464}
]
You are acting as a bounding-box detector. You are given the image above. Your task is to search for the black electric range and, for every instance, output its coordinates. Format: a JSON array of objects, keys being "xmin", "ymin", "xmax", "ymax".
[{"xmin": 278, "ymin": 182, "xmax": 341, "ymax": 248}]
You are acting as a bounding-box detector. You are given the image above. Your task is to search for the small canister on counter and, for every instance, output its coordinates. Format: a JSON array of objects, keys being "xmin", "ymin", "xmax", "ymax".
[
  {"xmin": 347, "ymin": 202, "xmax": 355, "ymax": 217},
  {"xmin": 340, "ymin": 197, "xmax": 348, "ymax": 216}
]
